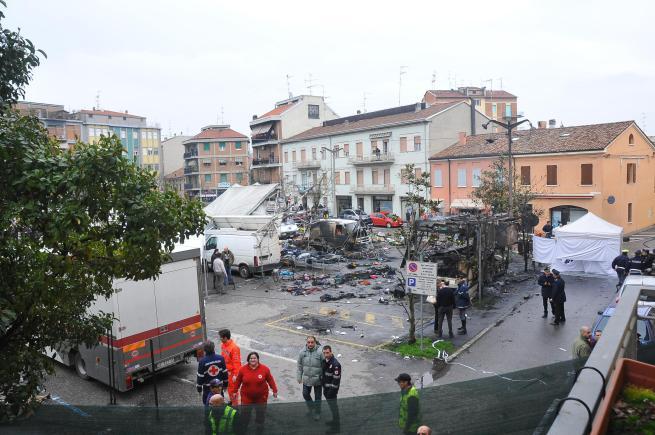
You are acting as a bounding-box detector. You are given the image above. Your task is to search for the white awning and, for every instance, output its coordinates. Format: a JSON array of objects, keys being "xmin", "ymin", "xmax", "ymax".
[
  {"xmin": 251, "ymin": 123, "xmax": 273, "ymax": 136},
  {"xmin": 450, "ymin": 198, "xmax": 483, "ymax": 209}
]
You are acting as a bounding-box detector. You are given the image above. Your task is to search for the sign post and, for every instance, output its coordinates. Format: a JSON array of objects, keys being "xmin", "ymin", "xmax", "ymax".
[{"xmin": 406, "ymin": 261, "xmax": 438, "ymax": 351}]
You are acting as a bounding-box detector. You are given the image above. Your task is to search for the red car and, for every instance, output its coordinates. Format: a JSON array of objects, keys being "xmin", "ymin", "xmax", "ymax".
[{"xmin": 370, "ymin": 211, "xmax": 403, "ymax": 228}]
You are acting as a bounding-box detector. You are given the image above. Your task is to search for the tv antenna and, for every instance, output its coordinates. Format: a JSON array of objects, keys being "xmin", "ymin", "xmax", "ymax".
[
  {"xmin": 95, "ymin": 90, "xmax": 101, "ymax": 110},
  {"xmin": 431, "ymin": 70, "xmax": 437, "ymax": 89},
  {"xmin": 305, "ymin": 73, "xmax": 317, "ymax": 96},
  {"xmin": 362, "ymin": 92, "xmax": 369, "ymax": 113},
  {"xmin": 398, "ymin": 66, "xmax": 408, "ymax": 106},
  {"xmin": 286, "ymin": 74, "xmax": 293, "ymax": 98}
]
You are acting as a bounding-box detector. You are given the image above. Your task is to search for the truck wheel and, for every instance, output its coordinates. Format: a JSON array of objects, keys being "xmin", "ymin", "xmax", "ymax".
[
  {"xmin": 239, "ymin": 265, "xmax": 251, "ymax": 279},
  {"xmin": 73, "ymin": 352, "xmax": 90, "ymax": 380}
]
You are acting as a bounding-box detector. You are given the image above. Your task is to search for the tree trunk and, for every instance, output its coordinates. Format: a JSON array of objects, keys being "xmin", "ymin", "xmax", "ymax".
[{"xmin": 408, "ymin": 294, "xmax": 416, "ymax": 344}]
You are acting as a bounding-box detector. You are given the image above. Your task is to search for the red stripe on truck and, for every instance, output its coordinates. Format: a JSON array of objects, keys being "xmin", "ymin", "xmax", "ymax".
[
  {"xmin": 123, "ymin": 335, "xmax": 202, "ymax": 365},
  {"xmin": 99, "ymin": 314, "xmax": 202, "ymax": 348}
]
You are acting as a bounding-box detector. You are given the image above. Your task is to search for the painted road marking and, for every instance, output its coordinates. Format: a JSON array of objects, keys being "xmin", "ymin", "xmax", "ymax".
[
  {"xmin": 365, "ymin": 313, "xmax": 376, "ymax": 324},
  {"xmin": 50, "ymin": 395, "xmax": 91, "ymax": 417}
]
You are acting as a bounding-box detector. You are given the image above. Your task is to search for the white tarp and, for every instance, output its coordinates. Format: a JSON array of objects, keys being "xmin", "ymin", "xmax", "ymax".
[
  {"xmin": 532, "ymin": 235, "xmax": 556, "ymax": 263},
  {"xmin": 546, "ymin": 212, "xmax": 622, "ymax": 276}
]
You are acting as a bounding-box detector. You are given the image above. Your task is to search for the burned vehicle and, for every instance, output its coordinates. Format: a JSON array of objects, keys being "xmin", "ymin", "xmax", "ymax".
[{"xmin": 308, "ymin": 219, "xmax": 370, "ymax": 250}]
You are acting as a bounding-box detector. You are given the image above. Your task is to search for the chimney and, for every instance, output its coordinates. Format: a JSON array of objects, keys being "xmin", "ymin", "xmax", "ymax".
[
  {"xmin": 356, "ymin": 110, "xmax": 361, "ymax": 115},
  {"xmin": 252, "ymin": 115, "xmax": 258, "ymax": 120},
  {"xmin": 538, "ymin": 121, "xmax": 547, "ymax": 129},
  {"xmin": 125, "ymin": 110, "xmax": 128, "ymax": 114},
  {"xmin": 549, "ymin": 119, "xmax": 557, "ymax": 128},
  {"xmin": 469, "ymin": 98, "xmax": 476, "ymax": 136},
  {"xmin": 458, "ymin": 131, "xmax": 467, "ymax": 145}
]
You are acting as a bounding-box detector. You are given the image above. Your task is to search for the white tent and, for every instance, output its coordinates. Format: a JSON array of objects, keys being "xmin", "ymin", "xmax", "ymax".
[{"xmin": 548, "ymin": 212, "xmax": 622, "ymax": 275}]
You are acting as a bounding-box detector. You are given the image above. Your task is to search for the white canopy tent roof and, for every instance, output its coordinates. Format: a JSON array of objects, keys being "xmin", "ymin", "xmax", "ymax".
[{"xmin": 552, "ymin": 212, "xmax": 623, "ymax": 239}]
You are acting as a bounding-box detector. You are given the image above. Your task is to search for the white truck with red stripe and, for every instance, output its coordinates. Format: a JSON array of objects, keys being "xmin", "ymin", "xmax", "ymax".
[{"xmin": 47, "ymin": 243, "xmax": 206, "ymax": 391}]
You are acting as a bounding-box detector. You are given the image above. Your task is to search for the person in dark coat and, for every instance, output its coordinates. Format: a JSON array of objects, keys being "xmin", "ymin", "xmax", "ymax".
[
  {"xmin": 454, "ymin": 278, "xmax": 471, "ymax": 335},
  {"xmin": 542, "ymin": 221, "xmax": 553, "ymax": 238},
  {"xmin": 550, "ymin": 270, "xmax": 566, "ymax": 325},
  {"xmin": 197, "ymin": 341, "xmax": 228, "ymax": 405},
  {"xmin": 435, "ymin": 281, "xmax": 456, "ymax": 338},
  {"xmin": 321, "ymin": 345, "xmax": 342, "ymax": 433},
  {"xmin": 537, "ymin": 267, "xmax": 555, "ymax": 318},
  {"xmin": 643, "ymin": 249, "xmax": 654, "ymax": 275},
  {"xmin": 611, "ymin": 249, "xmax": 631, "ymax": 287},
  {"xmin": 630, "ymin": 250, "xmax": 645, "ymax": 273}
]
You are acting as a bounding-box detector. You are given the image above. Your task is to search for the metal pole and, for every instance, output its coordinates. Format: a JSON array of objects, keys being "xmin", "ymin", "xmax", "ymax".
[
  {"xmin": 331, "ymin": 149, "xmax": 336, "ymax": 217},
  {"xmin": 507, "ymin": 123, "xmax": 513, "ymax": 218},
  {"xmin": 149, "ymin": 339, "xmax": 159, "ymax": 407},
  {"xmin": 478, "ymin": 222, "xmax": 483, "ymax": 303},
  {"xmin": 106, "ymin": 328, "xmax": 114, "ymax": 405},
  {"xmin": 419, "ymin": 295, "xmax": 423, "ymax": 351}
]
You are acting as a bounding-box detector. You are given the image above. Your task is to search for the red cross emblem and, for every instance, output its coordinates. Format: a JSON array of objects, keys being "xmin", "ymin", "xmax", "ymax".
[{"xmin": 208, "ymin": 364, "xmax": 219, "ymax": 377}]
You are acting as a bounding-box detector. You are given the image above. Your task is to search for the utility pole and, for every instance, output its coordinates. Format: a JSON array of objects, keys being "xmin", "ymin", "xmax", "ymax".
[
  {"xmin": 482, "ymin": 117, "xmax": 532, "ymax": 217},
  {"xmin": 321, "ymin": 145, "xmax": 343, "ymax": 216}
]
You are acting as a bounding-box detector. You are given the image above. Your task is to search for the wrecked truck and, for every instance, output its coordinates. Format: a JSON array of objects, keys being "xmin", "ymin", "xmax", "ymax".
[{"xmin": 308, "ymin": 219, "xmax": 370, "ymax": 250}]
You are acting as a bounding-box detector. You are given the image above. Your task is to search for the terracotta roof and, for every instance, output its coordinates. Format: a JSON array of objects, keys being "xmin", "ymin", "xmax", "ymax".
[
  {"xmin": 164, "ymin": 168, "xmax": 185, "ymax": 179},
  {"xmin": 427, "ymin": 90, "xmax": 468, "ymax": 99},
  {"xmin": 190, "ymin": 128, "xmax": 248, "ymax": 140},
  {"xmin": 484, "ymin": 90, "xmax": 516, "ymax": 99},
  {"xmin": 258, "ymin": 103, "xmax": 296, "ymax": 119},
  {"xmin": 429, "ymin": 121, "xmax": 634, "ymax": 160},
  {"xmin": 79, "ymin": 109, "xmax": 145, "ymax": 119},
  {"xmin": 283, "ymin": 101, "xmax": 462, "ymax": 143}
]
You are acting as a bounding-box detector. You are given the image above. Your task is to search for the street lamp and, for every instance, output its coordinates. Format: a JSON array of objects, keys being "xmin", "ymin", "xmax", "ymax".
[
  {"xmin": 321, "ymin": 145, "xmax": 343, "ymax": 217},
  {"xmin": 482, "ymin": 116, "xmax": 532, "ymax": 218}
]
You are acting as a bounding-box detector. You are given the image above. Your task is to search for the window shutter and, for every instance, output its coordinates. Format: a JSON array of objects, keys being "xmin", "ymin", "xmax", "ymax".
[
  {"xmin": 520, "ymin": 166, "xmax": 531, "ymax": 185},
  {"xmin": 400, "ymin": 137, "xmax": 407, "ymax": 153},
  {"xmin": 581, "ymin": 164, "xmax": 593, "ymax": 185}
]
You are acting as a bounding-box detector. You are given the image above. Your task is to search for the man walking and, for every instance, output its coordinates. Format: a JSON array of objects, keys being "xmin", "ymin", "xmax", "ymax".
[
  {"xmin": 395, "ymin": 373, "xmax": 421, "ymax": 435},
  {"xmin": 537, "ymin": 267, "xmax": 554, "ymax": 318},
  {"xmin": 322, "ymin": 345, "xmax": 341, "ymax": 433},
  {"xmin": 572, "ymin": 326, "xmax": 592, "ymax": 359},
  {"xmin": 297, "ymin": 335, "xmax": 323, "ymax": 420},
  {"xmin": 206, "ymin": 394, "xmax": 238, "ymax": 435},
  {"xmin": 223, "ymin": 246, "xmax": 235, "ymax": 286},
  {"xmin": 454, "ymin": 278, "xmax": 471, "ymax": 335},
  {"xmin": 220, "ymin": 329, "xmax": 242, "ymax": 406},
  {"xmin": 550, "ymin": 270, "xmax": 566, "ymax": 326},
  {"xmin": 197, "ymin": 341, "xmax": 228, "ymax": 405},
  {"xmin": 435, "ymin": 281, "xmax": 455, "ymax": 338},
  {"xmin": 612, "ymin": 249, "xmax": 631, "ymax": 287},
  {"xmin": 212, "ymin": 250, "xmax": 227, "ymax": 293}
]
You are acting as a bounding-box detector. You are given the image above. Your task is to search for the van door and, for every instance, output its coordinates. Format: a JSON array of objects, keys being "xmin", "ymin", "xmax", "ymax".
[{"xmin": 204, "ymin": 236, "xmax": 217, "ymax": 267}]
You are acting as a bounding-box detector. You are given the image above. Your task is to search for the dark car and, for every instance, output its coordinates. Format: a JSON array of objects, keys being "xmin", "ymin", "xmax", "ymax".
[
  {"xmin": 339, "ymin": 209, "xmax": 372, "ymax": 226},
  {"xmin": 592, "ymin": 305, "xmax": 655, "ymax": 363}
]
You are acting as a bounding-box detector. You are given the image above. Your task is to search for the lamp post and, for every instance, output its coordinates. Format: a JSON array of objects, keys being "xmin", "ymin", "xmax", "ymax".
[
  {"xmin": 482, "ymin": 116, "xmax": 532, "ymax": 218},
  {"xmin": 321, "ymin": 145, "xmax": 343, "ymax": 217}
]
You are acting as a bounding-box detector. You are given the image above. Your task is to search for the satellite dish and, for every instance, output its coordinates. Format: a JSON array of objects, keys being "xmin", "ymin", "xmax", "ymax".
[{"xmin": 607, "ymin": 195, "xmax": 616, "ymax": 205}]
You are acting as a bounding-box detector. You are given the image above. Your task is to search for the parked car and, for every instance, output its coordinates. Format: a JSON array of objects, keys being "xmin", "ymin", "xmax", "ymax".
[
  {"xmin": 615, "ymin": 275, "xmax": 655, "ymax": 306},
  {"xmin": 592, "ymin": 305, "xmax": 655, "ymax": 363},
  {"xmin": 339, "ymin": 209, "xmax": 373, "ymax": 226},
  {"xmin": 279, "ymin": 221, "xmax": 299, "ymax": 239},
  {"xmin": 370, "ymin": 211, "xmax": 403, "ymax": 228}
]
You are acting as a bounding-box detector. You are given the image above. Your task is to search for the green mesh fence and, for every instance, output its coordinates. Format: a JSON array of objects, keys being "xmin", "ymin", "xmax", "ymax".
[{"xmin": 2, "ymin": 360, "xmax": 576, "ymax": 435}]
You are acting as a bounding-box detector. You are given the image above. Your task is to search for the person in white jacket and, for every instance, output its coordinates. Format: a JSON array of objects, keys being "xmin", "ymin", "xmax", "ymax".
[{"xmin": 212, "ymin": 250, "xmax": 227, "ymax": 293}]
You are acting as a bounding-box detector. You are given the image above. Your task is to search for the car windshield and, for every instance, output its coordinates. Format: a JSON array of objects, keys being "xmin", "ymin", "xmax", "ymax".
[{"xmin": 596, "ymin": 315, "xmax": 649, "ymax": 340}]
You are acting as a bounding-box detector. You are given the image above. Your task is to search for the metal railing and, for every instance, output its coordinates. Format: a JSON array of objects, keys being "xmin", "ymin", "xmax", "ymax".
[
  {"xmin": 183, "ymin": 150, "xmax": 198, "ymax": 158},
  {"xmin": 547, "ymin": 287, "xmax": 653, "ymax": 434},
  {"xmin": 293, "ymin": 159, "xmax": 322, "ymax": 169},
  {"xmin": 349, "ymin": 152, "xmax": 394, "ymax": 165},
  {"xmin": 183, "ymin": 166, "xmax": 199, "ymax": 174},
  {"xmin": 350, "ymin": 184, "xmax": 395, "ymax": 194},
  {"xmin": 252, "ymin": 157, "xmax": 281, "ymax": 167}
]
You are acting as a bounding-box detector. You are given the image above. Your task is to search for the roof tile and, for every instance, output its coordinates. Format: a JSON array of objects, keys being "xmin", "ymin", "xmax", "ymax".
[{"xmin": 190, "ymin": 128, "xmax": 248, "ymax": 140}]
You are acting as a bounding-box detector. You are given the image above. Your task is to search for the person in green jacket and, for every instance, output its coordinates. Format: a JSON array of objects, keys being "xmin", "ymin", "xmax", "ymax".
[
  {"xmin": 206, "ymin": 394, "xmax": 239, "ymax": 435},
  {"xmin": 396, "ymin": 373, "xmax": 421, "ymax": 435},
  {"xmin": 297, "ymin": 335, "xmax": 323, "ymax": 420},
  {"xmin": 572, "ymin": 326, "xmax": 592, "ymax": 359}
]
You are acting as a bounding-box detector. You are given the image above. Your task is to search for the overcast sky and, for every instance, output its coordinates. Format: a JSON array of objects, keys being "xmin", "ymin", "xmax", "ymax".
[{"xmin": 6, "ymin": 0, "xmax": 655, "ymax": 137}]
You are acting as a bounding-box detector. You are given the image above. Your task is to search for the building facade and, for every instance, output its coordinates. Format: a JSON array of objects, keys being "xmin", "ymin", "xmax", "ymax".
[
  {"xmin": 15, "ymin": 101, "xmax": 82, "ymax": 150},
  {"xmin": 250, "ymin": 95, "xmax": 338, "ymax": 186},
  {"xmin": 429, "ymin": 121, "xmax": 655, "ymax": 232},
  {"xmin": 161, "ymin": 134, "xmax": 191, "ymax": 179},
  {"xmin": 282, "ymin": 101, "xmax": 489, "ymax": 216},
  {"xmin": 423, "ymin": 87, "xmax": 517, "ymax": 124},
  {"xmin": 183, "ymin": 125, "xmax": 249, "ymax": 203},
  {"xmin": 163, "ymin": 167, "xmax": 185, "ymax": 197}
]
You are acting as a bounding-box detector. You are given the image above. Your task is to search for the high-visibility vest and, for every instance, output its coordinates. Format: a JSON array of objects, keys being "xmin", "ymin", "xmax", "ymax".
[
  {"xmin": 398, "ymin": 386, "xmax": 421, "ymax": 432},
  {"xmin": 209, "ymin": 405, "xmax": 237, "ymax": 435}
]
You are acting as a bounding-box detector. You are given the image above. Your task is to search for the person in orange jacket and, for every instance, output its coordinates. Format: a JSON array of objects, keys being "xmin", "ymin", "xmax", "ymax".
[{"xmin": 219, "ymin": 329, "xmax": 242, "ymax": 405}]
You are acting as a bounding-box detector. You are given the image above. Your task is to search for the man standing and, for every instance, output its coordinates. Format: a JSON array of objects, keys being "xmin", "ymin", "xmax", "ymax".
[
  {"xmin": 436, "ymin": 281, "xmax": 455, "ymax": 338},
  {"xmin": 322, "ymin": 345, "xmax": 341, "ymax": 434},
  {"xmin": 611, "ymin": 249, "xmax": 631, "ymax": 287},
  {"xmin": 205, "ymin": 394, "xmax": 238, "ymax": 435},
  {"xmin": 197, "ymin": 341, "xmax": 228, "ymax": 405},
  {"xmin": 395, "ymin": 373, "xmax": 421, "ymax": 435},
  {"xmin": 212, "ymin": 250, "xmax": 227, "ymax": 293},
  {"xmin": 220, "ymin": 329, "xmax": 242, "ymax": 406},
  {"xmin": 405, "ymin": 205, "xmax": 413, "ymax": 225},
  {"xmin": 550, "ymin": 270, "xmax": 566, "ymax": 326},
  {"xmin": 630, "ymin": 250, "xmax": 645, "ymax": 273},
  {"xmin": 572, "ymin": 326, "xmax": 592, "ymax": 359},
  {"xmin": 454, "ymin": 278, "xmax": 471, "ymax": 335},
  {"xmin": 537, "ymin": 267, "xmax": 554, "ymax": 318},
  {"xmin": 297, "ymin": 335, "xmax": 323, "ymax": 420},
  {"xmin": 222, "ymin": 246, "xmax": 235, "ymax": 286},
  {"xmin": 542, "ymin": 221, "xmax": 553, "ymax": 238}
]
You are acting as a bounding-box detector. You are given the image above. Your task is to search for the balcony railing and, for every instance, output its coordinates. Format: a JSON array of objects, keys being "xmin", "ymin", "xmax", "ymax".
[
  {"xmin": 183, "ymin": 150, "xmax": 198, "ymax": 159},
  {"xmin": 184, "ymin": 183, "xmax": 199, "ymax": 190},
  {"xmin": 184, "ymin": 166, "xmax": 199, "ymax": 174},
  {"xmin": 294, "ymin": 159, "xmax": 322, "ymax": 169},
  {"xmin": 251, "ymin": 133, "xmax": 278, "ymax": 146},
  {"xmin": 348, "ymin": 152, "xmax": 394, "ymax": 165},
  {"xmin": 350, "ymin": 184, "xmax": 395, "ymax": 194},
  {"xmin": 252, "ymin": 157, "xmax": 281, "ymax": 167}
]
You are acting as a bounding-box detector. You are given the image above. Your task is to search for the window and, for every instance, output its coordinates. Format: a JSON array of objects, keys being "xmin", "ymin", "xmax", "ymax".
[
  {"xmin": 433, "ymin": 169, "xmax": 443, "ymax": 187},
  {"xmin": 308, "ymin": 104, "xmax": 320, "ymax": 119},
  {"xmin": 219, "ymin": 159, "xmax": 227, "ymax": 166},
  {"xmin": 235, "ymin": 141, "xmax": 242, "ymax": 150},
  {"xmin": 133, "ymin": 131, "xmax": 138, "ymax": 140},
  {"xmin": 520, "ymin": 166, "xmax": 531, "ymax": 185},
  {"xmin": 400, "ymin": 168, "xmax": 410, "ymax": 184},
  {"xmin": 120, "ymin": 129, "xmax": 126, "ymax": 139},
  {"xmin": 414, "ymin": 168, "xmax": 422, "ymax": 179},
  {"xmin": 629, "ymin": 134, "xmax": 635, "ymax": 145},
  {"xmin": 457, "ymin": 168, "xmax": 467, "ymax": 187},
  {"xmin": 236, "ymin": 173, "xmax": 243, "ymax": 183},
  {"xmin": 357, "ymin": 170, "xmax": 363, "ymax": 185},
  {"xmin": 203, "ymin": 143, "xmax": 210, "ymax": 152},
  {"xmin": 627, "ymin": 163, "xmax": 637, "ymax": 184},
  {"xmin": 219, "ymin": 142, "xmax": 226, "ymax": 151},
  {"xmin": 204, "ymin": 174, "xmax": 212, "ymax": 183},
  {"xmin": 474, "ymin": 99, "xmax": 481, "ymax": 106},
  {"xmin": 292, "ymin": 150, "xmax": 297, "ymax": 162},
  {"xmin": 372, "ymin": 170, "xmax": 379, "ymax": 184},
  {"xmin": 312, "ymin": 148, "xmax": 317, "ymax": 160},
  {"xmin": 220, "ymin": 174, "xmax": 228, "ymax": 184},
  {"xmin": 344, "ymin": 171, "xmax": 350, "ymax": 185},
  {"xmin": 335, "ymin": 172, "xmax": 340, "ymax": 185},
  {"xmin": 546, "ymin": 165, "xmax": 558, "ymax": 185},
  {"xmin": 371, "ymin": 140, "xmax": 378, "ymax": 153},
  {"xmin": 414, "ymin": 136, "xmax": 421, "ymax": 151},
  {"xmin": 284, "ymin": 152, "xmax": 288, "ymax": 163},
  {"xmin": 235, "ymin": 157, "xmax": 243, "ymax": 166},
  {"xmin": 400, "ymin": 137, "xmax": 407, "ymax": 153},
  {"xmin": 628, "ymin": 203, "xmax": 633, "ymax": 223},
  {"xmin": 472, "ymin": 168, "xmax": 481, "ymax": 187},
  {"xmin": 505, "ymin": 104, "xmax": 512, "ymax": 118},
  {"xmin": 343, "ymin": 143, "xmax": 349, "ymax": 156},
  {"xmin": 202, "ymin": 159, "xmax": 211, "ymax": 165},
  {"xmin": 581, "ymin": 164, "xmax": 593, "ymax": 185},
  {"xmin": 492, "ymin": 104, "xmax": 497, "ymax": 118}
]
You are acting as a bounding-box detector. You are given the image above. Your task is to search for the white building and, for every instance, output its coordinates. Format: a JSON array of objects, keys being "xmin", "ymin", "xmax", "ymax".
[{"xmin": 281, "ymin": 101, "xmax": 489, "ymax": 216}]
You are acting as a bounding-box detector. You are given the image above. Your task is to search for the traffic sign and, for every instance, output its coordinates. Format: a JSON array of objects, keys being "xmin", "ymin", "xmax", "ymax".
[{"xmin": 406, "ymin": 261, "xmax": 437, "ymax": 296}]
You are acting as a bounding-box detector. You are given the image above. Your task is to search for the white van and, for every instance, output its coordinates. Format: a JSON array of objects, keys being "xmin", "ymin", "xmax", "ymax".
[
  {"xmin": 203, "ymin": 228, "xmax": 280, "ymax": 278},
  {"xmin": 616, "ymin": 275, "xmax": 655, "ymax": 306}
]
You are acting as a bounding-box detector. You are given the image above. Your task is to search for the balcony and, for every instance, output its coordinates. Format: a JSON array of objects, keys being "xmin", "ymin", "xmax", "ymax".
[
  {"xmin": 294, "ymin": 159, "xmax": 322, "ymax": 169},
  {"xmin": 184, "ymin": 183, "xmax": 199, "ymax": 190},
  {"xmin": 349, "ymin": 152, "xmax": 394, "ymax": 166},
  {"xmin": 183, "ymin": 150, "xmax": 198, "ymax": 159},
  {"xmin": 251, "ymin": 157, "xmax": 281, "ymax": 168},
  {"xmin": 184, "ymin": 165, "xmax": 199, "ymax": 174},
  {"xmin": 251, "ymin": 133, "xmax": 278, "ymax": 147},
  {"xmin": 350, "ymin": 184, "xmax": 395, "ymax": 195}
]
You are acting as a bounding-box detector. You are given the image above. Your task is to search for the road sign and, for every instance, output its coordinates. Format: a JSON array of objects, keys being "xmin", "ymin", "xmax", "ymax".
[{"xmin": 406, "ymin": 261, "xmax": 437, "ymax": 296}]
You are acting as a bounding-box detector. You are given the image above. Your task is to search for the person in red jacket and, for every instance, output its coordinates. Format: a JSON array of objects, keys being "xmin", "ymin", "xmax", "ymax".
[
  {"xmin": 219, "ymin": 329, "xmax": 242, "ymax": 406},
  {"xmin": 234, "ymin": 352, "xmax": 277, "ymax": 434}
]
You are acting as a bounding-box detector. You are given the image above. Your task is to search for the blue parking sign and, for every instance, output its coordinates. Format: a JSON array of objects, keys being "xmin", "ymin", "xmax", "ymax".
[{"xmin": 407, "ymin": 277, "xmax": 417, "ymax": 287}]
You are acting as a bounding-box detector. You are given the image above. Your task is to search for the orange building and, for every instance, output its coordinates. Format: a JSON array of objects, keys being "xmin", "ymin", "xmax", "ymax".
[
  {"xmin": 423, "ymin": 87, "xmax": 517, "ymax": 123},
  {"xmin": 429, "ymin": 121, "xmax": 655, "ymax": 233}
]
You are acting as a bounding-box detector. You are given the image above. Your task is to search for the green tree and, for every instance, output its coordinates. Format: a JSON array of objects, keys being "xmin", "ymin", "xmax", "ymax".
[{"xmin": 0, "ymin": 5, "xmax": 206, "ymax": 419}]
